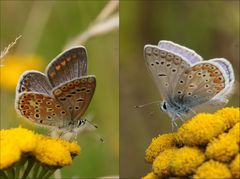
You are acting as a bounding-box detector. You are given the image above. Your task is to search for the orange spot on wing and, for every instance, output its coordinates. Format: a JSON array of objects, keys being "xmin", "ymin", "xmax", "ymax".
[
  {"xmin": 61, "ymin": 60, "xmax": 66, "ymax": 66},
  {"xmin": 55, "ymin": 65, "xmax": 61, "ymax": 71}
]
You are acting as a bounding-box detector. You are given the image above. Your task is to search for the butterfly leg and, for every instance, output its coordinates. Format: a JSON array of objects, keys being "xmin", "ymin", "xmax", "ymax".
[{"xmin": 176, "ymin": 113, "xmax": 184, "ymax": 122}]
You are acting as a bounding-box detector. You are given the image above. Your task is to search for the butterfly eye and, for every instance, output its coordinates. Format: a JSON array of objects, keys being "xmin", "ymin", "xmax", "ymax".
[
  {"xmin": 155, "ymin": 61, "xmax": 159, "ymax": 65},
  {"xmin": 171, "ymin": 68, "xmax": 177, "ymax": 73}
]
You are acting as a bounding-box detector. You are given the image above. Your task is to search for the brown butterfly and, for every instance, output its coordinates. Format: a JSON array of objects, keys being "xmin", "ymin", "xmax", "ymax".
[{"xmin": 15, "ymin": 46, "xmax": 96, "ymax": 136}]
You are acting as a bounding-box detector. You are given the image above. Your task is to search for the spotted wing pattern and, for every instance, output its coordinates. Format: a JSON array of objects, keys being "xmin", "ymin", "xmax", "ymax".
[
  {"xmin": 144, "ymin": 45, "xmax": 190, "ymax": 99},
  {"xmin": 46, "ymin": 46, "xmax": 88, "ymax": 88},
  {"xmin": 52, "ymin": 75, "xmax": 96, "ymax": 120},
  {"xmin": 16, "ymin": 93, "xmax": 71, "ymax": 128},
  {"xmin": 172, "ymin": 62, "xmax": 226, "ymax": 109},
  {"xmin": 16, "ymin": 71, "xmax": 52, "ymax": 95}
]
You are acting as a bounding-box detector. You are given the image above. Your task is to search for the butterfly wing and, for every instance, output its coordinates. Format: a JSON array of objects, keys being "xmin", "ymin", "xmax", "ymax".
[
  {"xmin": 52, "ymin": 75, "xmax": 96, "ymax": 120},
  {"xmin": 16, "ymin": 71, "xmax": 52, "ymax": 95},
  {"xmin": 46, "ymin": 46, "xmax": 88, "ymax": 88},
  {"xmin": 172, "ymin": 60, "xmax": 234, "ymax": 116},
  {"xmin": 144, "ymin": 44, "xmax": 191, "ymax": 100},
  {"xmin": 16, "ymin": 92, "xmax": 71, "ymax": 128},
  {"xmin": 158, "ymin": 40, "xmax": 203, "ymax": 64}
]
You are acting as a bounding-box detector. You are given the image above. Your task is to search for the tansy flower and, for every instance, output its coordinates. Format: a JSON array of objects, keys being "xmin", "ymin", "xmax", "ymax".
[
  {"xmin": 205, "ymin": 133, "xmax": 238, "ymax": 162},
  {"xmin": 193, "ymin": 160, "xmax": 232, "ymax": 179},
  {"xmin": 0, "ymin": 127, "xmax": 80, "ymax": 179},
  {"xmin": 175, "ymin": 113, "xmax": 225, "ymax": 146},
  {"xmin": 143, "ymin": 107, "xmax": 239, "ymax": 178},
  {"xmin": 0, "ymin": 55, "xmax": 43, "ymax": 90},
  {"xmin": 230, "ymin": 154, "xmax": 240, "ymax": 178},
  {"xmin": 145, "ymin": 133, "xmax": 175, "ymax": 163},
  {"xmin": 152, "ymin": 148, "xmax": 177, "ymax": 178},
  {"xmin": 170, "ymin": 147, "xmax": 205, "ymax": 176},
  {"xmin": 215, "ymin": 107, "xmax": 240, "ymax": 129},
  {"xmin": 228, "ymin": 122, "xmax": 240, "ymax": 143},
  {"xmin": 142, "ymin": 172, "xmax": 158, "ymax": 179}
]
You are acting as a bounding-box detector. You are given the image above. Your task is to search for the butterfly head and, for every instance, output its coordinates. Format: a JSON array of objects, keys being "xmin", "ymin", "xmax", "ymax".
[{"xmin": 160, "ymin": 101, "xmax": 168, "ymax": 112}]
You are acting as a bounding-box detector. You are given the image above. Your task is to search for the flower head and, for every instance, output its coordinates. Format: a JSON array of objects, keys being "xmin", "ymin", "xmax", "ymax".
[
  {"xmin": 230, "ymin": 154, "xmax": 240, "ymax": 178},
  {"xmin": 175, "ymin": 113, "xmax": 225, "ymax": 146},
  {"xmin": 206, "ymin": 133, "xmax": 238, "ymax": 162},
  {"xmin": 193, "ymin": 160, "xmax": 232, "ymax": 179},
  {"xmin": 0, "ymin": 127, "xmax": 81, "ymax": 178},
  {"xmin": 215, "ymin": 107, "xmax": 240, "ymax": 129},
  {"xmin": 152, "ymin": 148, "xmax": 177, "ymax": 178},
  {"xmin": 0, "ymin": 140, "xmax": 21, "ymax": 169},
  {"xmin": 143, "ymin": 107, "xmax": 239, "ymax": 178},
  {"xmin": 145, "ymin": 133, "xmax": 175, "ymax": 163},
  {"xmin": 170, "ymin": 147, "xmax": 205, "ymax": 176},
  {"xmin": 0, "ymin": 55, "xmax": 43, "ymax": 90},
  {"xmin": 142, "ymin": 172, "xmax": 158, "ymax": 179}
]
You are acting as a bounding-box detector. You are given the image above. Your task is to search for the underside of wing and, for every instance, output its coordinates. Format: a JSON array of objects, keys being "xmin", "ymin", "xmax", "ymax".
[
  {"xmin": 46, "ymin": 46, "xmax": 88, "ymax": 88},
  {"xmin": 52, "ymin": 75, "xmax": 96, "ymax": 120},
  {"xmin": 16, "ymin": 92, "xmax": 71, "ymax": 128},
  {"xmin": 144, "ymin": 45, "xmax": 190, "ymax": 99},
  {"xmin": 158, "ymin": 40, "xmax": 203, "ymax": 64},
  {"xmin": 16, "ymin": 71, "xmax": 52, "ymax": 95},
  {"xmin": 172, "ymin": 62, "xmax": 229, "ymax": 110}
]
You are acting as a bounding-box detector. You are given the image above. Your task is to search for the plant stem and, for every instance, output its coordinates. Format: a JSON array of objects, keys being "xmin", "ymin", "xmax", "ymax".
[{"xmin": 21, "ymin": 157, "xmax": 35, "ymax": 179}]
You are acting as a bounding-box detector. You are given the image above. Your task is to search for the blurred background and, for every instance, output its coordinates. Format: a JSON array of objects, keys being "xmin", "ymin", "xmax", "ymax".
[
  {"xmin": 1, "ymin": 0, "xmax": 118, "ymax": 178},
  {"xmin": 120, "ymin": 1, "xmax": 239, "ymax": 178}
]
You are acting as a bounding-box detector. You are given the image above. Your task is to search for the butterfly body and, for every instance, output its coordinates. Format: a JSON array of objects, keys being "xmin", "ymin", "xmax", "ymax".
[
  {"xmin": 144, "ymin": 41, "xmax": 235, "ymax": 125},
  {"xmin": 16, "ymin": 46, "xmax": 96, "ymax": 134}
]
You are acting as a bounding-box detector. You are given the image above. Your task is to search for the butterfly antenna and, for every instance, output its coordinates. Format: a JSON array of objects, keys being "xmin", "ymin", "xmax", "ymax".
[
  {"xmin": 85, "ymin": 118, "xmax": 98, "ymax": 129},
  {"xmin": 85, "ymin": 119, "xmax": 104, "ymax": 143},
  {"xmin": 134, "ymin": 100, "xmax": 162, "ymax": 108}
]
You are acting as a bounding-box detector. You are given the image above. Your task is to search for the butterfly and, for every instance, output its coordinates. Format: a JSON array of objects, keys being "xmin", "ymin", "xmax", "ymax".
[
  {"xmin": 15, "ymin": 46, "xmax": 96, "ymax": 137},
  {"xmin": 144, "ymin": 40, "xmax": 235, "ymax": 127}
]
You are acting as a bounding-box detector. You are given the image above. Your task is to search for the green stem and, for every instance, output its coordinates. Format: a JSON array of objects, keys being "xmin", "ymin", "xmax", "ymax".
[
  {"xmin": 21, "ymin": 157, "xmax": 35, "ymax": 179},
  {"xmin": 15, "ymin": 156, "xmax": 28, "ymax": 178},
  {"xmin": 6, "ymin": 167, "xmax": 15, "ymax": 179},
  {"xmin": 43, "ymin": 168, "xmax": 57, "ymax": 179},
  {"xmin": 0, "ymin": 170, "xmax": 8, "ymax": 179},
  {"xmin": 32, "ymin": 161, "xmax": 41, "ymax": 178},
  {"xmin": 37, "ymin": 165, "xmax": 49, "ymax": 179}
]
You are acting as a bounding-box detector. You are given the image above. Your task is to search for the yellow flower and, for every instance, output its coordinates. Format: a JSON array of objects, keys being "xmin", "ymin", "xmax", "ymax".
[
  {"xmin": 0, "ymin": 140, "xmax": 21, "ymax": 169},
  {"xmin": 230, "ymin": 154, "xmax": 240, "ymax": 178},
  {"xmin": 215, "ymin": 107, "xmax": 240, "ymax": 129},
  {"xmin": 0, "ymin": 127, "xmax": 81, "ymax": 178},
  {"xmin": 0, "ymin": 127, "xmax": 37, "ymax": 152},
  {"xmin": 228, "ymin": 122, "xmax": 240, "ymax": 143},
  {"xmin": 205, "ymin": 133, "xmax": 238, "ymax": 162},
  {"xmin": 144, "ymin": 107, "xmax": 240, "ymax": 178},
  {"xmin": 0, "ymin": 55, "xmax": 43, "ymax": 90},
  {"xmin": 170, "ymin": 147, "xmax": 205, "ymax": 176},
  {"xmin": 142, "ymin": 172, "xmax": 158, "ymax": 179},
  {"xmin": 57, "ymin": 139, "xmax": 81, "ymax": 156},
  {"xmin": 145, "ymin": 133, "xmax": 175, "ymax": 163},
  {"xmin": 175, "ymin": 113, "xmax": 225, "ymax": 146},
  {"xmin": 193, "ymin": 160, "xmax": 232, "ymax": 179},
  {"xmin": 33, "ymin": 136, "xmax": 73, "ymax": 166},
  {"xmin": 152, "ymin": 148, "xmax": 177, "ymax": 178}
]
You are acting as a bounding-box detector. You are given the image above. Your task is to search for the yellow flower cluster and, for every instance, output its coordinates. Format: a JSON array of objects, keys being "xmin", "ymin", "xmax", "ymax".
[
  {"xmin": 143, "ymin": 107, "xmax": 240, "ymax": 179},
  {"xmin": 0, "ymin": 55, "xmax": 43, "ymax": 90},
  {"xmin": 0, "ymin": 127, "xmax": 80, "ymax": 170}
]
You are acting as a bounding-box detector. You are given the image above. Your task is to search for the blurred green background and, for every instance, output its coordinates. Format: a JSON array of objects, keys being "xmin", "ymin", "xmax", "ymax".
[
  {"xmin": 1, "ymin": 1, "xmax": 118, "ymax": 178},
  {"xmin": 120, "ymin": 1, "xmax": 239, "ymax": 178}
]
